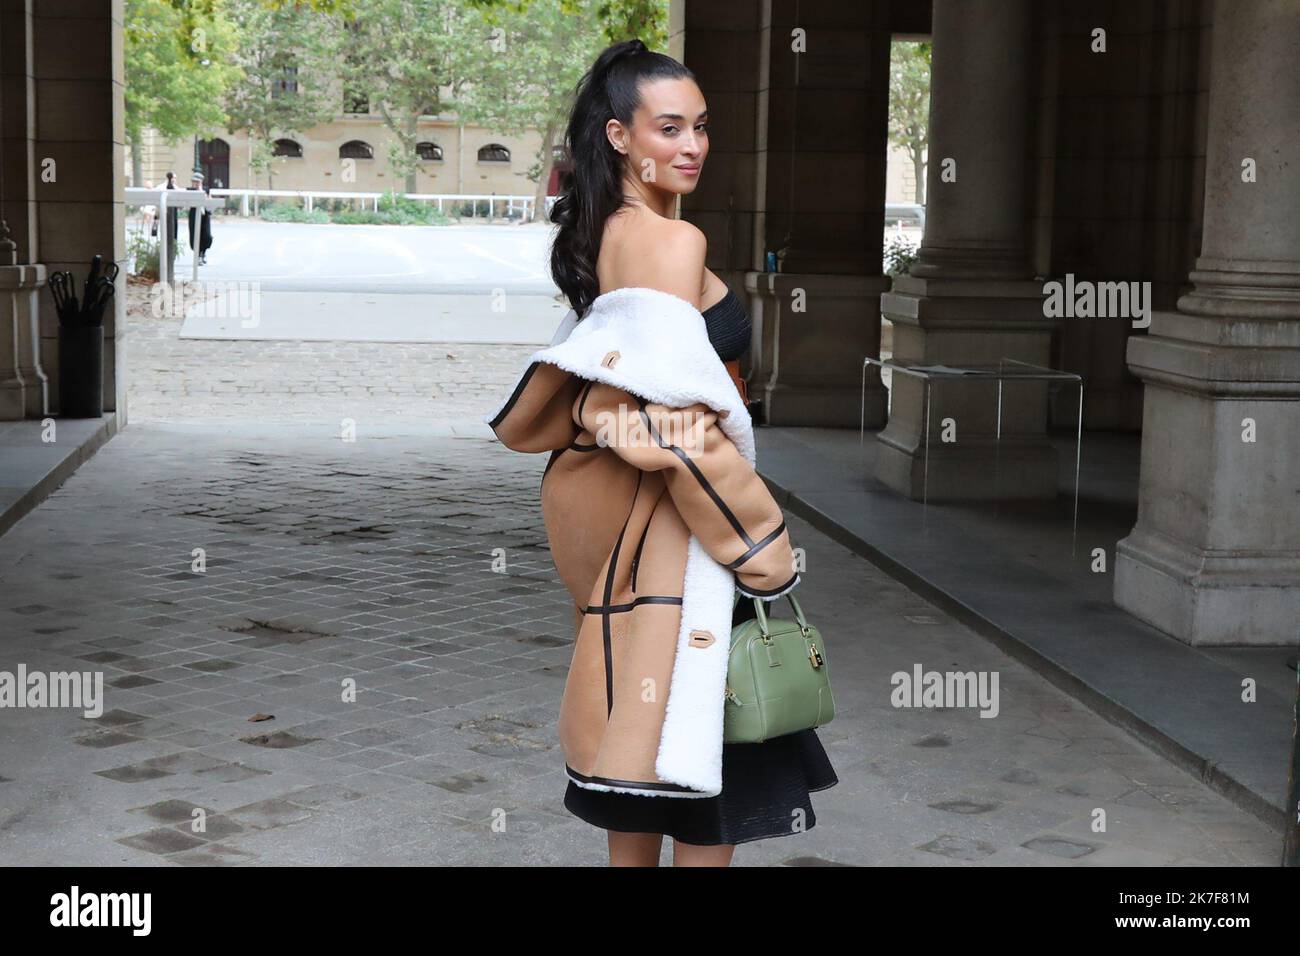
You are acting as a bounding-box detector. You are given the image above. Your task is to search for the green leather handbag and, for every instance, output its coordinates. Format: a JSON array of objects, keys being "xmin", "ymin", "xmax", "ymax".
[{"xmin": 723, "ymin": 591, "xmax": 835, "ymax": 744}]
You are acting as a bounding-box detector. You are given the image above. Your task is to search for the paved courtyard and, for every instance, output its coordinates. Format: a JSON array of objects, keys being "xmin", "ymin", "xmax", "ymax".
[
  {"xmin": 0, "ymin": 424, "xmax": 1280, "ymax": 865},
  {"xmin": 124, "ymin": 277, "xmax": 535, "ymax": 426}
]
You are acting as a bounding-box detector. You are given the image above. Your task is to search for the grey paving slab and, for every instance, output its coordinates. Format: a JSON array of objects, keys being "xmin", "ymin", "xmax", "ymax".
[
  {"xmin": 0, "ymin": 424, "xmax": 1281, "ymax": 866},
  {"xmin": 179, "ymin": 291, "xmax": 565, "ymax": 344},
  {"xmin": 125, "ymin": 278, "xmax": 534, "ymax": 428}
]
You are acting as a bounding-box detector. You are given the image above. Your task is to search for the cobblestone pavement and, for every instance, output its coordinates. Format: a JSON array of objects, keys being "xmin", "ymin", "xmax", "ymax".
[
  {"xmin": 0, "ymin": 425, "xmax": 1279, "ymax": 865},
  {"xmin": 124, "ymin": 278, "xmax": 535, "ymax": 426}
]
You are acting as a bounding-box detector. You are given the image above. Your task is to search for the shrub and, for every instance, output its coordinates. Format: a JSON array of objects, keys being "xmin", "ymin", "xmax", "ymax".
[
  {"xmin": 329, "ymin": 191, "xmax": 451, "ymax": 226},
  {"xmin": 332, "ymin": 209, "xmax": 385, "ymax": 225},
  {"xmin": 127, "ymin": 229, "xmax": 160, "ymax": 279},
  {"xmin": 884, "ymin": 234, "xmax": 920, "ymax": 277},
  {"xmin": 260, "ymin": 202, "xmax": 329, "ymax": 224}
]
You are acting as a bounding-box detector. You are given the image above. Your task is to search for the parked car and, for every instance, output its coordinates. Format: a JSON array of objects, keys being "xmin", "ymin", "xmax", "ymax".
[{"xmin": 884, "ymin": 202, "xmax": 926, "ymax": 229}]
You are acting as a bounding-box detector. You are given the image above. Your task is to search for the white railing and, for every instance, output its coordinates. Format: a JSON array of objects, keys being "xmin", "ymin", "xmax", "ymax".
[
  {"xmin": 123, "ymin": 186, "xmax": 558, "ymax": 282},
  {"xmin": 124, "ymin": 187, "xmax": 225, "ymax": 284},
  {"xmin": 208, "ymin": 188, "xmax": 551, "ymax": 221}
]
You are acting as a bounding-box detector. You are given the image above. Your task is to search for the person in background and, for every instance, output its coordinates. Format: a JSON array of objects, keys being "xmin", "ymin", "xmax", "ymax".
[
  {"xmin": 164, "ymin": 171, "xmax": 179, "ymax": 248},
  {"xmin": 187, "ymin": 170, "xmax": 214, "ymax": 265},
  {"xmin": 143, "ymin": 179, "xmax": 158, "ymax": 237}
]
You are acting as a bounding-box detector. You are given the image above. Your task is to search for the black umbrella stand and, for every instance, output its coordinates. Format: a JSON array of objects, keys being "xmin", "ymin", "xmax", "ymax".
[
  {"xmin": 57, "ymin": 322, "xmax": 104, "ymax": 418},
  {"xmin": 53, "ymin": 255, "xmax": 115, "ymax": 418}
]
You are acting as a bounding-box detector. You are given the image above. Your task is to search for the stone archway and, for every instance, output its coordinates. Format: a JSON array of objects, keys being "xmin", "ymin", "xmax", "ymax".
[{"xmin": 198, "ymin": 138, "xmax": 231, "ymax": 191}]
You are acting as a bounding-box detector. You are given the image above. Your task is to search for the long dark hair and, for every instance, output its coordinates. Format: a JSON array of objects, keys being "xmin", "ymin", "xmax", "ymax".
[{"xmin": 548, "ymin": 39, "xmax": 695, "ymax": 318}]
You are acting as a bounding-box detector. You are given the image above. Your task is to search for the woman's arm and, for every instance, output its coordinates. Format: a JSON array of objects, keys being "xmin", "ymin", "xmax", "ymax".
[{"xmin": 573, "ymin": 381, "xmax": 799, "ymax": 598}]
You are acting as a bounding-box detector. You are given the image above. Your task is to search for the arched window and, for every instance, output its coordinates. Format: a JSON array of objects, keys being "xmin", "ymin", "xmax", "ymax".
[
  {"xmin": 416, "ymin": 141, "xmax": 443, "ymax": 161},
  {"xmin": 200, "ymin": 138, "xmax": 230, "ymax": 160},
  {"xmin": 272, "ymin": 139, "xmax": 303, "ymax": 158},
  {"xmin": 271, "ymin": 64, "xmax": 298, "ymax": 99},
  {"xmin": 339, "ymin": 140, "xmax": 373, "ymax": 160},
  {"xmin": 197, "ymin": 138, "xmax": 230, "ymax": 191},
  {"xmin": 478, "ymin": 143, "xmax": 510, "ymax": 163}
]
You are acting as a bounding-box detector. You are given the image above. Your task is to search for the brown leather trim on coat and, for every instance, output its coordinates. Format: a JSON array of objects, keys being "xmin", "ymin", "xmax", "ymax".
[
  {"xmin": 722, "ymin": 521, "xmax": 787, "ymax": 570},
  {"xmin": 600, "ymin": 471, "xmax": 643, "ymax": 716},
  {"xmin": 724, "ymin": 358, "xmax": 748, "ymax": 405},
  {"xmin": 630, "ymin": 487, "xmax": 668, "ymax": 591},
  {"xmin": 634, "ymin": 395, "xmax": 755, "ymax": 547},
  {"xmin": 735, "ymin": 569, "xmax": 800, "ymax": 597},
  {"xmin": 566, "ymin": 764, "xmax": 700, "ymax": 794},
  {"xmin": 576, "ymin": 379, "xmax": 596, "ymax": 424},
  {"xmin": 488, "ymin": 360, "xmax": 541, "ymax": 429},
  {"xmin": 582, "ymin": 594, "xmax": 684, "ymax": 614}
]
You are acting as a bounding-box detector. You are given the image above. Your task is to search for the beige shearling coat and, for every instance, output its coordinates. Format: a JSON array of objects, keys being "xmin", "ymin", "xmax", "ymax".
[{"xmin": 485, "ymin": 286, "xmax": 800, "ymax": 797}]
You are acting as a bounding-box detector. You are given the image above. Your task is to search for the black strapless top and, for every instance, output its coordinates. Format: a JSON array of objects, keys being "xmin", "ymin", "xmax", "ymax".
[{"xmin": 702, "ymin": 287, "xmax": 751, "ymax": 362}]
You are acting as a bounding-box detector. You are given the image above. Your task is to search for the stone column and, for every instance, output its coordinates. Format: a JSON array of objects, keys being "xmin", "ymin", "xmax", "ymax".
[
  {"xmin": 0, "ymin": 0, "xmax": 50, "ymax": 419},
  {"xmin": 0, "ymin": 227, "xmax": 48, "ymax": 418},
  {"xmin": 875, "ymin": 0, "xmax": 1060, "ymax": 499},
  {"xmin": 1114, "ymin": 0, "xmax": 1300, "ymax": 646},
  {"xmin": 32, "ymin": 0, "xmax": 126, "ymax": 420},
  {"xmin": 693, "ymin": 0, "xmax": 890, "ymax": 428}
]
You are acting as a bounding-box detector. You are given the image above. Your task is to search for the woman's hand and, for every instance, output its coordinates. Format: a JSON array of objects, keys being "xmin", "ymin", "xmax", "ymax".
[{"xmin": 572, "ymin": 380, "xmax": 800, "ymax": 597}]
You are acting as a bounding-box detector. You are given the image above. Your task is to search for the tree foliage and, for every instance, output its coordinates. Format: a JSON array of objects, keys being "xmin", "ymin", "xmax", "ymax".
[
  {"xmin": 888, "ymin": 40, "xmax": 930, "ymax": 205},
  {"xmin": 125, "ymin": 0, "xmax": 240, "ymax": 149},
  {"xmin": 131, "ymin": 0, "xmax": 673, "ymax": 205},
  {"xmin": 222, "ymin": 0, "xmax": 341, "ymax": 187}
]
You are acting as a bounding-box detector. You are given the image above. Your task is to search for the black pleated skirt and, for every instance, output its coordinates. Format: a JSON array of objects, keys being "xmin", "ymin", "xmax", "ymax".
[{"xmin": 562, "ymin": 595, "xmax": 838, "ymax": 846}]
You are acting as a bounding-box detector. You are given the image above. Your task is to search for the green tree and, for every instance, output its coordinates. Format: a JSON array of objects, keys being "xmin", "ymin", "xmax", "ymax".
[
  {"xmin": 888, "ymin": 40, "xmax": 930, "ymax": 204},
  {"xmin": 460, "ymin": 0, "xmax": 669, "ymax": 220},
  {"xmin": 222, "ymin": 0, "xmax": 341, "ymax": 191},
  {"xmin": 334, "ymin": 0, "xmax": 473, "ymax": 195},
  {"xmin": 125, "ymin": 0, "xmax": 240, "ymax": 186},
  {"xmin": 212, "ymin": 0, "xmax": 669, "ymax": 212},
  {"xmin": 261, "ymin": 0, "xmax": 357, "ymax": 11},
  {"xmin": 469, "ymin": 0, "xmax": 667, "ymax": 45}
]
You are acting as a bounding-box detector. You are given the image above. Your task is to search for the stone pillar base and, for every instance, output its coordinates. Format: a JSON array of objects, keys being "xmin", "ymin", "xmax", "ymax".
[
  {"xmin": 1113, "ymin": 310, "xmax": 1300, "ymax": 646},
  {"xmin": 876, "ymin": 433, "xmax": 1058, "ymax": 501},
  {"xmin": 875, "ymin": 274, "xmax": 1061, "ymax": 500},
  {"xmin": 1116, "ymin": 528, "xmax": 1300, "ymax": 646},
  {"xmin": 746, "ymin": 271, "xmax": 889, "ymax": 428},
  {"xmin": 0, "ymin": 263, "xmax": 49, "ymax": 420},
  {"xmin": 763, "ymin": 382, "xmax": 876, "ymax": 428}
]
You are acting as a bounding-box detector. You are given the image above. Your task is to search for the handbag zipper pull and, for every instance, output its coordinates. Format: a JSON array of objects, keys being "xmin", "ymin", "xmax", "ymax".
[{"xmin": 724, "ymin": 686, "xmax": 742, "ymax": 705}]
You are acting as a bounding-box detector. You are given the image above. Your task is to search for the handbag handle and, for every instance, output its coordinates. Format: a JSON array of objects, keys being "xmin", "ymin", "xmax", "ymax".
[{"xmin": 748, "ymin": 592, "xmax": 809, "ymax": 636}]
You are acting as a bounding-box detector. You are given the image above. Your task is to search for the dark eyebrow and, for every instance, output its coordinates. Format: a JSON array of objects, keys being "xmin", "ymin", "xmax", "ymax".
[{"xmin": 653, "ymin": 111, "xmax": 708, "ymax": 121}]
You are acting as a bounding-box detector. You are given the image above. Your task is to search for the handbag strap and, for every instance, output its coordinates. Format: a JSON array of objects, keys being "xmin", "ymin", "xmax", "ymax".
[{"xmin": 748, "ymin": 592, "xmax": 809, "ymax": 635}]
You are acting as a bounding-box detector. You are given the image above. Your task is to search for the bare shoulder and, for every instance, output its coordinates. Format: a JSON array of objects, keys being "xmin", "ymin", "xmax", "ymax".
[{"xmin": 623, "ymin": 217, "xmax": 707, "ymax": 306}]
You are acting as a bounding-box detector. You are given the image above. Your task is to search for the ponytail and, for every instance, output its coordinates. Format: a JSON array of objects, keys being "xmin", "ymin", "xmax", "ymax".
[{"xmin": 548, "ymin": 39, "xmax": 694, "ymax": 318}]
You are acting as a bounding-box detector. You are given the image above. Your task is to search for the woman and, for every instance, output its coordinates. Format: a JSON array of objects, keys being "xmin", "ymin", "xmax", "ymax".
[{"xmin": 486, "ymin": 38, "xmax": 836, "ymax": 866}]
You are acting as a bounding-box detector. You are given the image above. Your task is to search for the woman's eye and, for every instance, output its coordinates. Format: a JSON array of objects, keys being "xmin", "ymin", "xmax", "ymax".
[{"xmin": 662, "ymin": 126, "xmax": 678, "ymax": 135}]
